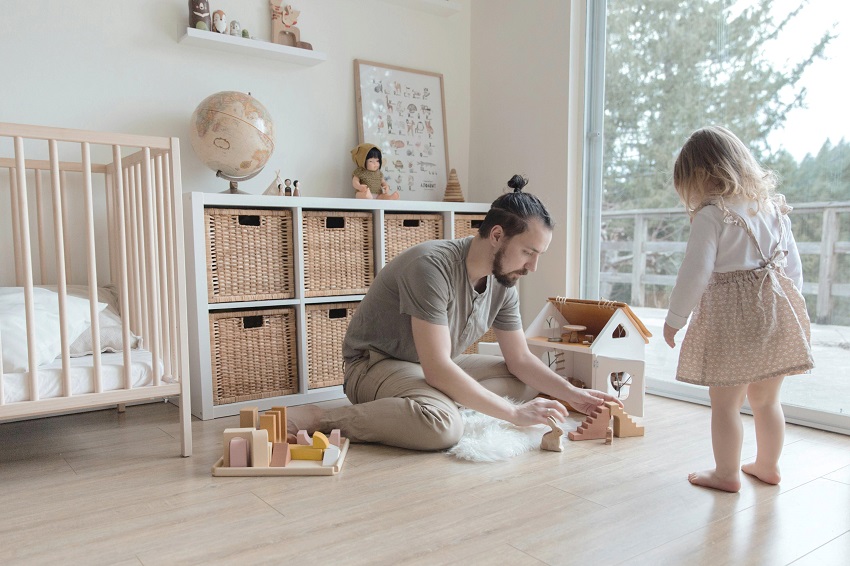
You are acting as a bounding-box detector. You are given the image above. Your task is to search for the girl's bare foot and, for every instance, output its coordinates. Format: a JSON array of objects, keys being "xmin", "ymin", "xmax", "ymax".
[
  {"xmin": 688, "ymin": 469, "xmax": 741, "ymax": 493},
  {"xmin": 285, "ymin": 405, "xmax": 324, "ymax": 443},
  {"xmin": 741, "ymin": 462, "xmax": 781, "ymax": 485}
]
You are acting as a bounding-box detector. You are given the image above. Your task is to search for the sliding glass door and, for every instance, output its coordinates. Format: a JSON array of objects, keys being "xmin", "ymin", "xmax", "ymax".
[{"xmin": 582, "ymin": 0, "xmax": 850, "ymax": 433}]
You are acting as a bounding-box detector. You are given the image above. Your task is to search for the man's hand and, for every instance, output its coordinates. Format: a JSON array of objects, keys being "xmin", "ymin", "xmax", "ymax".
[
  {"xmin": 510, "ymin": 397, "xmax": 569, "ymax": 426},
  {"xmin": 563, "ymin": 384, "xmax": 622, "ymax": 416}
]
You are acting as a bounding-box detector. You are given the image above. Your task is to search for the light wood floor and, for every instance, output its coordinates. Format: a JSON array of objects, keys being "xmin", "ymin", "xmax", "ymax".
[{"xmin": 1, "ymin": 394, "xmax": 849, "ymax": 565}]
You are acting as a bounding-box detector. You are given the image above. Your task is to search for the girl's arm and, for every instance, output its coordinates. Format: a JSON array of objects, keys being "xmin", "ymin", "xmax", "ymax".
[{"xmin": 783, "ymin": 215, "xmax": 804, "ymax": 291}]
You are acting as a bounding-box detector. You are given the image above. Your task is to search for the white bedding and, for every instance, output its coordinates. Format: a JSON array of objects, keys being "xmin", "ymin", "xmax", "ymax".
[{"xmin": 2, "ymin": 350, "xmax": 169, "ymax": 404}]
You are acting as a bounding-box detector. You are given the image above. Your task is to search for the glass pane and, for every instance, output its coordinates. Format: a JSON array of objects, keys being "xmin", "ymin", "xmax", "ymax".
[{"xmin": 599, "ymin": 0, "xmax": 850, "ymax": 419}]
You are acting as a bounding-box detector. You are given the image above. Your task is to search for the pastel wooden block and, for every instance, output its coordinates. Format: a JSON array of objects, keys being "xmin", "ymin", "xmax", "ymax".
[
  {"xmin": 289, "ymin": 445, "xmax": 323, "ymax": 460},
  {"xmin": 271, "ymin": 406, "xmax": 288, "ymax": 441},
  {"xmin": 222, "ymin": 428, "xmax": 255, "ymax": 466},
  {"xmin": 322, "ymin": 444, "xmax": 341, "ymax": 466},
  {"xmin": 251, "ymin": 429, "xmax": 270, "ymax": 467},
  {"xmin": 296, "ymin": 430, "xmax": 311, "ymax": 445},
  {"xmin": 329, "ymin": 429, "xmax": 341, "ymax": 447},
  {"xmin": 239, "ymin": 407, "xmax": 259, "ymax": 429},
  {"xmin": 606, "ymin": 401, "xmax": 645, "ymax": 437},
  {"xmin": 229, "ymin": 437, "xmax": 249, "ymax": 467},
  {"xmin": 270, "ymin": 442, "xmax": 292, "ymax": 467},
  {"xmin": 312, "ymin": 431, "xmax": 330, "ymax": 449},
  {"xmin": 260, "ymin": 413, "xmax": 279, "ymax": 443},
  {"xmin": 567, "ymin": 405, "xmax": 610, "ymax": 441}
]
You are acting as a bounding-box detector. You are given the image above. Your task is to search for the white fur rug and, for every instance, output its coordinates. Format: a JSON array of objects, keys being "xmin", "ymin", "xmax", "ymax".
[{"xmin": 446, "ymin": 408, "xmax": 583, "ymax": 462}]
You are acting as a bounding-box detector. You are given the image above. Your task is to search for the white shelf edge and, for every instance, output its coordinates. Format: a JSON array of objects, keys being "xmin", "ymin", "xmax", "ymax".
[
  {"xmin": 380, "ymin": 0, "xmax": 462, "ymax": 16},
  {"xmin": 179, "ymin": 27, "xmax": 327, "ymax": 66}
]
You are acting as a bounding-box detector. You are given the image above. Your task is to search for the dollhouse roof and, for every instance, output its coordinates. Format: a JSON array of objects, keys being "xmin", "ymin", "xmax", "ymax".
[{"xmin": 545, "ymin": 297, "xmax": 652, "ymax": 344}]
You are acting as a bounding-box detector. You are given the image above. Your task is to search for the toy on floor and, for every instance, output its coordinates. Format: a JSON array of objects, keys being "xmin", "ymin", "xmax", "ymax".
[
  {"xmin": 567, "ymin": 401, "xmax": 644, "ymax": 443},
  {"xmin": 219, "ymin": 406, "xmax": 343, "ymax": 472},
  {"xmin": 540, "ymin": 416, "xmax": 563, "ymax": 452}
]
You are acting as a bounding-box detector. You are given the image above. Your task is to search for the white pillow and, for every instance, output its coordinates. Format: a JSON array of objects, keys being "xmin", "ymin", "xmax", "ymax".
[
  {"xmin": 0, "ymin": 287, "xmax": 107, "ymax": 373},
  {"xmin": 69, "ymin": 307, "xmax": 141, "ymax": 357}
]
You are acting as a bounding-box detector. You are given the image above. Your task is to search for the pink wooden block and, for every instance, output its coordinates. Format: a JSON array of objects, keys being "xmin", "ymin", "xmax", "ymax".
[
  {"xmin": 296, "ymin": 430, "xmax": 311, "ymax": 445},
  {"xmin": 329, "ymin": 429, "xmax": 341, "ymax": 447},
  {"xmin": 229, "ymin": 437, "xmax": 248, "ymax": 467}
]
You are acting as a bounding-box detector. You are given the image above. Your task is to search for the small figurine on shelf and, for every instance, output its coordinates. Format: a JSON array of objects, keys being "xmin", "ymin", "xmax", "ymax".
[
  {"xmin": 270, "ymin": 1, "xmax": 301, "ymax": 47},
  {"xmin": 284, "ymin": 178, "xmax": 292, "ymax": 196},
  {"xmin": 189, "ymin": 0, "xmax": 211, "ymax": 31},
  {"xmin": 350, "ymin": 143, "xmax": 399, "ymax": 200},
  {"xmin": 212, "ymin": 9, "xmax": 227, "ymax": 33},
  {"xmin": 442, "ymin": 168, "xmax": 465, "ymax": 202},
  {"xmin": 293, "ymin": 180, "xmax": 301, "ymax": 196},
  {"xmin": 229, "ymin": 20, "xmax": 241, "ymax": 37},
  {"xmin": 263, "ymin": 170, "xmax": 285, "ymax": 196}
]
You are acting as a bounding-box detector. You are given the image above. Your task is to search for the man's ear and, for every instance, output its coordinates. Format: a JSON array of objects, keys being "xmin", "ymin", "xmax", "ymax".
[{"xmin": 489, "ymin": 225, "xmax": 504, "ymax": 246}]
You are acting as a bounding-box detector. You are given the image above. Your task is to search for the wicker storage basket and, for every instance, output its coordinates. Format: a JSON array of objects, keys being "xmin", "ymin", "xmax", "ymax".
[
  {"xmin": 384, "ymin": 213, "xmax": 444, "ymax": 264},
  {"xmin": 305, "ymin": 302, "xmax": 359, "ymax": 389},
  {"xmin": 454, "ymin": 213, "xmax": 486, "ymax": 239},
  {"xmin": 302, "ymin": 211, "xmax": 374, "ymax": 297},
  {"xmin": 463, "ymin": 327, "xmax": 498, "ymax": 355},
  {"xmin": 209, "ymin": 307, "xmax": 298, "ymax": 405},
  {"xmin": 205, "ymin": 208, "xmax": 295, "ymax": 303}
]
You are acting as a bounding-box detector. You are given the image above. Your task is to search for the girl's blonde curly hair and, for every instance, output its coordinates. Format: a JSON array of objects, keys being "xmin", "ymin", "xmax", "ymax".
[{"xmin": 673, "ymin": 126, "xmax": 778, "ymax": 218}]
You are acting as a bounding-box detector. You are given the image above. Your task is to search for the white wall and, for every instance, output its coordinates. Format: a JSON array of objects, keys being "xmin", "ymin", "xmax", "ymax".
[
  {"xmin": 0, "ymin": 0, "xmax": 471, "ymax": 197},
  {"xmin": 468, "ymin": 0, "xmax": 582, "ymax": 323}
]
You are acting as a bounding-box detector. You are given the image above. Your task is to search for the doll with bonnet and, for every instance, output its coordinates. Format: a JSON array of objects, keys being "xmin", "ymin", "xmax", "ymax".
[{"xmin": 351, "ymin": 143, "xmax": 399, "ymax": 200}]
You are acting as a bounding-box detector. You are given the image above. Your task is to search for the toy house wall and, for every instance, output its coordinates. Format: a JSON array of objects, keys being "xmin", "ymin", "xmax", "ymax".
[{"xmin": 1, "ymin": 0, "xmax": 585, "ymax": 319}]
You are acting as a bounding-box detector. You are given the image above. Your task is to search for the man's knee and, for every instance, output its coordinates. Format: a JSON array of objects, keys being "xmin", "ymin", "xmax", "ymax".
[{"xmin": 414, "ymin": 405, "xmax": 464, "ymax": 450}]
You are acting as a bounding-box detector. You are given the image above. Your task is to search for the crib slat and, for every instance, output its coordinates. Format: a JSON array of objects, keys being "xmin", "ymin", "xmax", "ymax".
[
  {"xmin": 34, "ymin": 170, "xmax": 47, "ymax": 285},
  {"xmin": 49, "ymin": 140, "xmax": 72, "ymax": 389},
  {"xmin": 9, "ymin": 168, "xmax": 23, "ymax": 286},
  {"xmin": 112, "ymin": 145, "xmax": 133, "ymax": 389},
  {"xmin": 60, "ymin": 170, "xmax": 72, "ymax": 284},
  {"xmin": 141, "ymin": 148, "xmax": 161, "ymax": 386},
  {"xmin": 154, "ymin": 154, "xmax": 172, "ymax": 377},
  {"xmin": 13, "ymin": 137, "xmax": 40, "ymax": 400},
  {"xmin": 133, "ymin": 164, "xmax": 149, "ymax": 343},
  {"xmin": 81, "ymin": 142, "xmax": 103, "ymax": 392}
]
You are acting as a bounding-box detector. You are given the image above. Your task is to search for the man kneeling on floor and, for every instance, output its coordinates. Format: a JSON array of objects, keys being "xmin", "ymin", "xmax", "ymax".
[{"xmin": 288, "ymin": 174, "xmax": 621, "ymax": 450}]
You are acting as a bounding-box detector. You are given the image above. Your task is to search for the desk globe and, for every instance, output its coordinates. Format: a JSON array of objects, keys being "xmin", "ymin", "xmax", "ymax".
[{"xmin": 189, "ymin": 91, "xmax": 275, "ymax": 193}]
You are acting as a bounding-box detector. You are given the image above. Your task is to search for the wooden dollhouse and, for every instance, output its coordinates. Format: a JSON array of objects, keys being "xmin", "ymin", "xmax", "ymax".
[{"xmin": 524, "ymin": 297, "xmax": 652, "ymax": 417}]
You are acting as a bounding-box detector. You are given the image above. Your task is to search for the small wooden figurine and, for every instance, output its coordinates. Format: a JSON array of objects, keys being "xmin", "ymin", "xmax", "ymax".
[
  {"xmin": 229, "ymin": 20, "xmax": 241, "ymax": 37},
  {"xmin": 284, "ymin": 178, "xmax": 292, "ymax": 196},
  {"xmin": 263, "ymin": 170, "xmax": 285, "ymax": 196},
  {"xmin": 540, "ymin": 416, "xmax": 563, "ymax": 452},
  {"xmin": 293, "ymin": 179, "xmax": 301, "ymax": 196},
  {"xmin": 270, "ymin": 1, "xmax": 301, "ymax": 46},
  {"xmin": 189, "ymin": 0, "xmax": 211, "ymax": 31},
  {"xmin": 351, "ymin": 143, "xmax": 399, "ymax": 200},
  {"xmin": 442, "ymin": 168, "xmax": 465, "ymax": 202},
  {"xmin": 212, "ymin": 9, "xmax": 227, "ymax": 33}
]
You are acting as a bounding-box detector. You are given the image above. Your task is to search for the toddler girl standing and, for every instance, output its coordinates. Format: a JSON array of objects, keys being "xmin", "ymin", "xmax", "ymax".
[{"xmin": 663, "ymin": 126, "xmax": 814, "ymax": 493}]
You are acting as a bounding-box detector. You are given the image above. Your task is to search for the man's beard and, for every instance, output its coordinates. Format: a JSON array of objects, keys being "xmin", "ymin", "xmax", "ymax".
[{"xmin": 493, "ymin": 246, "xmax": 528, "ymax": 287}]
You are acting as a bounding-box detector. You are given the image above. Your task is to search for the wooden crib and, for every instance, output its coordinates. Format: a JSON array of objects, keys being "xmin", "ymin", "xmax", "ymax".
[{"xmin": 0, "ymin": 122, "xmax": 192, "ymax": 456}]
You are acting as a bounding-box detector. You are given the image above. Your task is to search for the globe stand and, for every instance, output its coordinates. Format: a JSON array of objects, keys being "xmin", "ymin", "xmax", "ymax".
[{"xmin": 216, "ymin": 169, "xmax": 266, "ymax": 194}]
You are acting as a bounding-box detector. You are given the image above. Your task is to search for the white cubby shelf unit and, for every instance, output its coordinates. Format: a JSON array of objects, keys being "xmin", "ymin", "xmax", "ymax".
[{"xmin": 185, "ymin": 193, "xmax": 489, "ymax": 419}]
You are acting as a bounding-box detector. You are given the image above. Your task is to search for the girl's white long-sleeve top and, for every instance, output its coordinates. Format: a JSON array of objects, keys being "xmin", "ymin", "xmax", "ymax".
[{"xmin": 665, "ymin": 198, "xmax": 803, "ymax": 330}]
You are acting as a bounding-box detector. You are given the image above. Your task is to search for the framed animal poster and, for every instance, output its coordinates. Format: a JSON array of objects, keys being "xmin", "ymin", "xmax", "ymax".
[{"xmin": 354, "ymin": 60, "xmax": 449, "ymax": 201}]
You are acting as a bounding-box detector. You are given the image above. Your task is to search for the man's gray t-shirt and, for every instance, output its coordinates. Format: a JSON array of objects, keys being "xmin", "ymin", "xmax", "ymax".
[{"xmin": 342, "ymin": 237, "xmax": 522, "ymax": 365}]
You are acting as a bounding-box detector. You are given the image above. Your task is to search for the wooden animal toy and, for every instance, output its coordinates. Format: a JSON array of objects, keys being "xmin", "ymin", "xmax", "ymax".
[
  {"xmin": 540, "ymin": 416, "xmax": 563, "ymax": 452},
  {"xmin": 270, "ymin": 1, "xmax": 301, "ymax": 46},
  {"xmin": 189, "ymin": 0, "xmax": 211, "ymax": 31},
  {"xmin": 212, "ymin": 10, "xmax": 227, "ymax": 33}
]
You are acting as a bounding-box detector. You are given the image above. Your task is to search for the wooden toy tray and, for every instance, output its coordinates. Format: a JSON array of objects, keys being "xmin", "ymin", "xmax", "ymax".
[{"xmin": 211, "ymin": 438, "xmax": 350, "ymax": 477}]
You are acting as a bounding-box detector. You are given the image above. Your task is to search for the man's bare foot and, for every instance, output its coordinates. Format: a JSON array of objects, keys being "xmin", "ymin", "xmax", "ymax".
[
  {"xmin": 741, "ymin": 462, "xmax": 781, "ymax": 485},
  {"xmin": 687, "ymin": 470, "xmax": 741, "ymax": 493},
  {"xmin": 285, "ymin": 405, "xmax": 324, "ymax": 443}
]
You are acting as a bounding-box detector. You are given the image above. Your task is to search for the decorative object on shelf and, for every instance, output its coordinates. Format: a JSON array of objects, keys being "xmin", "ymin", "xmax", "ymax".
[
  {"xmin": 229, "ymin": 20, "xmax": 241, "ymax": 36},
  {"xmin": 442, "ymin": 168, "xmax": 464, "ymax": 202},
  {"xmin": 562, "ymin": 324, "xmax": 587, "ymax": 344},
  {"xmin": 212, "ymin": 9, "xmax": 227, "ymax": 33},
  {"xmin": 263, "ymin": 170, "xmax": 285, "ymax": 195},
  {"xmin": 241, "ymin": 29, "xmax": 250, "ymax": 39},
  {"xmin": 270, "ymin": 1, "xmax": 301, "ymax": 47},
  {"xmin": 546, "ymin": 316, "xmax": 562, "ymax": 342},
  {"xmin": 189, "ymin": 0, "xmax": 211, "ymax": 31},
  {"xmin": 293, "ymin": 179, "xmax": 301, "ymax": 196},
  {"xmin": 284, "ymin": 178, "xmax": 293, "ymax": 196},
  {"xmin": 355, "ymin": 59, "xmax": 449, "ymax": 202},
  {"xmin": 189, "ymin": 91, "xmax": 275, "ymax": 194},
  {"xmin": 350, "ymin": 142, "xmax": 399, "ymax": 200}
]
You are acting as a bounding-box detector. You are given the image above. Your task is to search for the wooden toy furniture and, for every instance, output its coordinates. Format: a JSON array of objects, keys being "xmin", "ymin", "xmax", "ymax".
[
  {"xmin": 568, "ymin": 401, "xmax": 645, "ymax": 442},
  {"xmin": 525, "ymin": 297, "xmax": 652, "ymax": 417},
  {"xmin": 567, "ymin": 404, "xmax": 611, "ymax": 441},
  {"xmin": 185, "ymin": 192, "xmax": 490, "ymax": 419},
  {"xmin": 0, "ymin": 122, "xmax": 192, "ymax": 457}
]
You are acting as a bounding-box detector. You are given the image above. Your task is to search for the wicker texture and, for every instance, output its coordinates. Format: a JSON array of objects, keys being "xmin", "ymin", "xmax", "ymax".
[
  {"xmin": 209, "ymin": 307, "xmax": 298, "ymax": 405},
  {"xmin": 302, "ymin": 211, "xmax": 374, "ymax": 297},
  {"xmin": 384, "ymin": 213, "xmax": 444, "ymax": 264},
  {"xmin": 206, "ymin": 208, "xmax": 295, "ymax": 303},
  {"xmin": 305, "ymin": 302, "xmax": 359, "ymax": 389},
  {"xmin": 463, "ymin": 327, "xmax": 498, "ymax": 355},
  {"xmin": 454, "ymin": 213, "xmax": 486, "ymax": 239}
]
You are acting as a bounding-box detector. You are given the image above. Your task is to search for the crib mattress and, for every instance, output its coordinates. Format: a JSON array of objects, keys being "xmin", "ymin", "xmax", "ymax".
[{"xmin": 2, "ymin": 350, "xmax": 168, "ymax": 404}]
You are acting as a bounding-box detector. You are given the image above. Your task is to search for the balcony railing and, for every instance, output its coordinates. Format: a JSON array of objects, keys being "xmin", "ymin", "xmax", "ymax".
[{"xmin": 600, "ymin": 201, "xmax": 850, "ymax": 324}]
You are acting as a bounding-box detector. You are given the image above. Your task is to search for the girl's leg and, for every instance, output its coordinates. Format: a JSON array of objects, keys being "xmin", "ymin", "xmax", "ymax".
[
  {"xmin": 689, "ymin": 384, "xmax": 747, "ymax": 492},
  {"xmin": 741, "ymin": 376, "xmax": 785, "ymax": 484}
]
